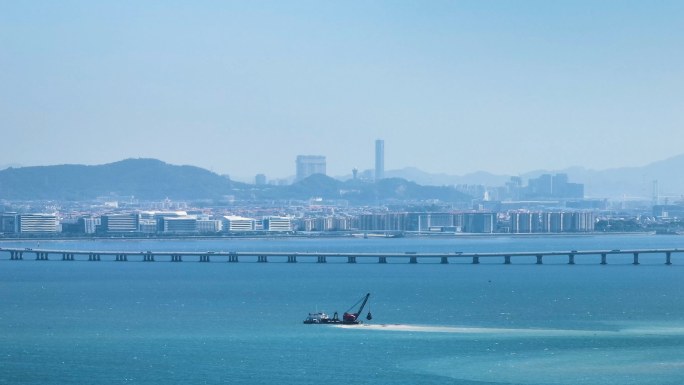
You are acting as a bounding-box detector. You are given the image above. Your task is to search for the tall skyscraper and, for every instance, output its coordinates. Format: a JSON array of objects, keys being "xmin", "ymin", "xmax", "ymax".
[
  {"xmin": 375, "ymin": 139, "xmax": 384, "ymax": 181},
  {"xmin": 296, "ymin": 155, "xmax": 326, "ymax": 181},
  {"xmin": 255, "ymin": 174, "xmax": 266, "ymax": 185}
]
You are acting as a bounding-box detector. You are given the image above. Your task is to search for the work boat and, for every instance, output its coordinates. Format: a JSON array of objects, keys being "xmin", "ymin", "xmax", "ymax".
[
  {"xmin": 303, "ymin": 312, "xmax": 340, "ymax": 324},
  {"xmin": 303, "ymin": 293, "xmax": 372, "ymax": 325}
]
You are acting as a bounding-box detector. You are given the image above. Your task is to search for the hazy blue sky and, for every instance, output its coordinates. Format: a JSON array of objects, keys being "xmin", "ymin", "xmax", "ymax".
[{"xmin": 1, "ymin": 1, "xmax": 683, "ymax": 178}]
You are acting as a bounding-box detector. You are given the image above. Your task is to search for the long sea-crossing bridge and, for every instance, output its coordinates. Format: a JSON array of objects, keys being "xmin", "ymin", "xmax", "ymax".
[{"xmin": 1, "ymin": 247, "xmax": 682, "ymax": 265}]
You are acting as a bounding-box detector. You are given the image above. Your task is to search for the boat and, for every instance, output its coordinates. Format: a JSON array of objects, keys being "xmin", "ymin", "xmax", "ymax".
[
  {"xmin": 303, "ymin": 312, "xmax": 340, "ymax": 324},
  {"xmin": 303, "ymin": 293, "xmax": 373, "ymax": 325}
]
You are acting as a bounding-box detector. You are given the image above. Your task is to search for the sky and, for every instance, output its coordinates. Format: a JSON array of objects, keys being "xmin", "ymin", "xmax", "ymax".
[{"xmin": 1, "ymin": 1, "xmax": 683, "ymax": 179}]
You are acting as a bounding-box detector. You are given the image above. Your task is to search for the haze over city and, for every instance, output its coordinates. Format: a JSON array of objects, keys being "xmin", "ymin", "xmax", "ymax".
[
  {"xmin": 4, "ymin": 3, "xmax": 684, "ymax": 385},
  {"xmin": 2, "ymin": 1, "xmax": 684, "ymax": 177}
]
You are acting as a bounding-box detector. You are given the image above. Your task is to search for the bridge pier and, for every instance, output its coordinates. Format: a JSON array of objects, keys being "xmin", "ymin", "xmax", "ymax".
[
  {"xmin": 257, "ymin": 256, "xmax": 268, "ymax": 263},
  {"xmin": 10, "ymin": 251, "xmax": 23, "ymax": 260},
  {"xmin": 472, "ymin": 256, "xmax": 480, "ymax": 264},
  {"xmin": 409, "ymin": 256, "xmax": 417, "ymax": 264},
  {"xmin": 633, "ymin": 253, "xmax": 639, "ymax": 265},
  {"xmin": 504, "ymin": 255, "xmax": 511, "ymax": 264},
  {"xmin": 378, "ymin": 256, "xmax": 387, "ymax": 264},
  {"xmin": 536, "ymin": 255, "xmax": 543, "ymax": 264},
  {"xmin": 287, "ymin": 255, "xmax": 297, "ymax": 263},
  {"xmin": 35, "ymin": 252, "xmax": 48, "ymax": 260},
  {"xmin": 10, "ymin": 251, "xmax": 15, "ymax": 260},
  {"xmin": 199, "ymin": 255, "xmax": 210, "ymax": 262},
  {"xmin": 347, "ymin": 256, "xmax": 356, "ymax": 263},
  {"xmin": 568, "ymin": 254, "xmax": 575, "ymax": 265},
  {"xmin": 228, "ymin": 255, "xmax": 238, "ymax": 262},
  {"xmin": 441, "ymin": 257, "xmax": 449, "ymax": 264},
  {"xmin": 170, "ymin": 254, "xmax": 181, "ymax": 262},
  {"xmin": 601, "ymin": 253, "xmax": 607, "ymax": 265},
  {"xmin": 666, "ymin": 252, "xmax": 672, "ymax": 265}
]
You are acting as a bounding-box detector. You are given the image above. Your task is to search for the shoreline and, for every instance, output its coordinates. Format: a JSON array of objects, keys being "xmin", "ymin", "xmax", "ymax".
[{"xmin": 0, "ymin": 231, "xmax": 658, "ymax": 243}]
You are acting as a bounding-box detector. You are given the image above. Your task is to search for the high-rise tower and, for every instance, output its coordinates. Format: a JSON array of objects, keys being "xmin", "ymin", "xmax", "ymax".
[
  {"xmin": 295, "ymin": 155, "xmax": 326, "ymax": 181},
  {"xmin": 375, "ymin": 139, "xmax": 384, "ymax": 181}
]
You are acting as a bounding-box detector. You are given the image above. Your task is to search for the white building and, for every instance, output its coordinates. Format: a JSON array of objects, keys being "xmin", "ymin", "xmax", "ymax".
[
  {"xmin": 17, "ymin": 213, "xmax": 57, "ymax": 233},
  {"xmin": 223, "ymin": 216, "xmax": 255, "ymax": 231},
  {"xmin": 80, "ymin": 217, "xmax": 101, "ymax": 234},
  {"xmin": 158, "ymin": 217, "xmax": 198, "ymax": 233},
  {"xmin": 101, "ymin": 214, "xmax": 140, "ymax": 233},
  {"xmin": 139, "ymin": 220, "xmax": 157, "ymax": 233},
  {"xmin": 263, "ymin": 216, "xmax": 291, "ymax": 231},
  {"xmin": 197, "ymin": 219, "xmax": 222, "ymax": 233}
]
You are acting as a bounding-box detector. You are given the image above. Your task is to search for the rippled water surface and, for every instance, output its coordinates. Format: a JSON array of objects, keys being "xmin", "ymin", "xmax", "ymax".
[{"xmin": 1, "ymin": 235, "xmax": 684, "ymax": 384}]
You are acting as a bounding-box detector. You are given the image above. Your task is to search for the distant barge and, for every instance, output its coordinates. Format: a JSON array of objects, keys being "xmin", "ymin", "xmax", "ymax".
[{"xmin": 304, "ymin": 293, "xmax": 372, "ymax": 325}]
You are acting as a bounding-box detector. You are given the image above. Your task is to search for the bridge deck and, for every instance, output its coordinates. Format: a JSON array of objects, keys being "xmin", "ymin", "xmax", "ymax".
[{"xmin": 0, "ymin": 246, "xmax": 681, "ymax": 262}]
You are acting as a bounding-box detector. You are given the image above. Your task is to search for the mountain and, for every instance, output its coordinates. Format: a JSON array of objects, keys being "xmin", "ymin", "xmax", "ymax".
[
  {"xmin": 0, "ymin": 159, "xmax": 244, "ymax": 201},
  {"xmin": 336, "ymin": 154, "xmax": 684, "ymax": 198},
  {"xmin": 0, "ymin": 163, "xmax": 22, "ymax": 171},
  {"xmin": 248, "ymin": 174, "xmax": 471, "ymax": 203},
  {"xmin": 335, "ymin": 167, "xmax": 509, "ymax": 186},
  {"xmin": 520, "ymin": 155, "xmax": 684, "ymax": 198},
  {"xmin": 0, "ymin": 159, "xmax": 472, "ymax": 203}
]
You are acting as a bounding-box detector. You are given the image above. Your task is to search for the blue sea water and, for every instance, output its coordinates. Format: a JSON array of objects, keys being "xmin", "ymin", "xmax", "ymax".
[{"xmin": 1, "ymin": 235, "xmax": 684, "ymax": 384}]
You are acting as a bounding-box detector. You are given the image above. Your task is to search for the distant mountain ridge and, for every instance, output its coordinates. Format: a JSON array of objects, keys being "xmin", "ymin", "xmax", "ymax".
[
  {"xmin": 0, "ymin": 163, "xmax": 22, "ymax": 171},
  {"xmin": 0, "ymin": 159, "xmax": 471, "ymax": 203},
  {"xmin": 336, "ymin": 154, "xmax": 684, "ymax": 198}
]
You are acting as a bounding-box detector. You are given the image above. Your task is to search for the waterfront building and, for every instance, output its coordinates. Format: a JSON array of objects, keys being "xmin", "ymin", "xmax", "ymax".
[
  {"xmin": 510, "ymin": 212, "xmax": 535, "ymax": 233},
  {"xmin": 153, "ymin": 211, "xmax": 187, "ymax": 219},
  {"xmin": 463, "ymin": 213, "xmax": 495, "ymax": 233},
  {"xmin": 158, "ymin": 217, "xmax": 198, "ymax": 233},
  {"xmin": 101, "ymin": 213, "xmax": 140, "ymax": 233},
  {"xmin": 263, "ymin": 216, "xmax": 291, "ymax": 231},
  {"xmin": 549, "ymin": 212, "xmax": 563, "ymax": 232},
  {"xmin": 531, "ymin": 212, "xmax": 542, "ymax": 232},
  {"xmin": 223, "ymin": 216, "xmax": 255, "ymax": 231},
  {"xmin": 570, "ymin": 212, "xmax": 595, "ymax": 232},
  {"xmin": 540, "ymin": 212, "xmax": 551, "ymax": 233},
  {"xmin": 78, "ymin": 217, "xmax": 101, "ymax": 234},
  {"xmin": 17, "ymin": 213, "xmax": 57, "ymax": 233},
  {"xmin": 197, "ymin": 219, "xmax": 222, "ymax": 233},
  {"xmin": 139, "ymin": 220, "xmax": 157, "ymax": 233},
  {"xmin": 562, "ymin": 212, "xmax": 574, "ymax": 232},
  {"xmin": 0, "ymin": 213, "xmax": 17, "ymax": 233},
  {"xmin": 295, "ymin": 156, "xmax": 326, "ymax": 181},
  {"xmin": 59, "ymin": 219, "xmax": 80, "ymax": 233},
  {"xmin": 375, "ymin": 139, "xmax": 384, "ymax": 181}
]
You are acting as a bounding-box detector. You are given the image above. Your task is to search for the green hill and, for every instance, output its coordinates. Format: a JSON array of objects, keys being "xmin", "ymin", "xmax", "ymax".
[
  {"xmin": 0, "ymin": 159, "xmax": 242, "ymax": 201},
  {"xmin": 0, "ymin": 159, "xmax": 472, "ymax": 203}
]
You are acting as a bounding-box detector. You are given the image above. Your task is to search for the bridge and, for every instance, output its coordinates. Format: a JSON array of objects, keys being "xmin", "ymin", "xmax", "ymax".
[{"xmin": 0, "ymin": 247, "xmax": 682, "ymax": 265}]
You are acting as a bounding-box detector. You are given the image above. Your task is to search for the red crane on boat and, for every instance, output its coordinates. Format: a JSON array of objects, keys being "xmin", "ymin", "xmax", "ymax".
[{"xmin": 342, "ymin": 293, "xmax": 372, "ymax": 324}]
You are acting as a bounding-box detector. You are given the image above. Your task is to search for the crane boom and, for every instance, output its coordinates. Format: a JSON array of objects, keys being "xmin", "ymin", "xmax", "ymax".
[
  {"xmin": 357, "ymin": 293, "xmax": 370, "ymax": 315},
  {"xmin": 342, "ymin": 293, "xmax": 371, "ymax": 323}
]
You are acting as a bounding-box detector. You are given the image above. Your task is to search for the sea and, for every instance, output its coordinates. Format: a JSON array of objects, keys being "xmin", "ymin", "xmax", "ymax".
[{"xmin": 1, "ymin": 234, "xmax": 684, "ymax": 384}]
